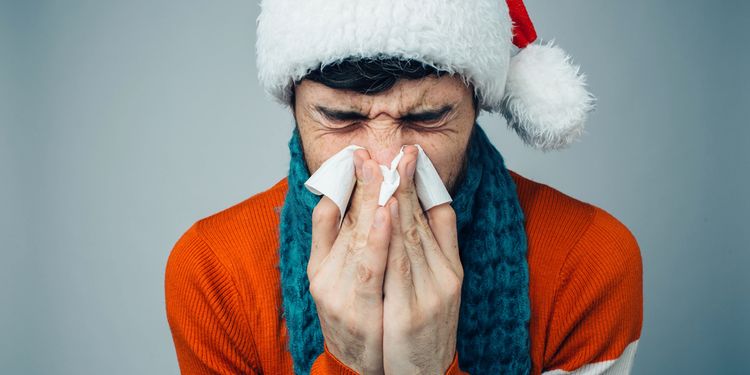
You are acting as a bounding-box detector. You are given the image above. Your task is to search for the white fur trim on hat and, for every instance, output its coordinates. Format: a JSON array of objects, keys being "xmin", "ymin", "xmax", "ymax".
[
  {"xmin": 256, "ymin": 0, "xmax": 596, "ymax": 151},
  {"xmin": 256, "ymin": 0, "xmax": 513, "ymax": 111},
  {"xmin": 501, "ymin": 40, "xmax": 596, "ymax": 151}
]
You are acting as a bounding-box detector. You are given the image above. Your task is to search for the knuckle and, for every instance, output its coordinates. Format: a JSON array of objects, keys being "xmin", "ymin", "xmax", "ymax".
[
  {"xmin": 341, "ymin": 213, "xmax": 357, "ymax": 232},
  {"xmin": 326, "ymin": 297, "xmax": 345, "ymax": 321},
  {"xmin": 308, "ymin": 278, "xmax": 324, "ymax": 301},
  {"xmin": 310, "ymin": 284, "xmax": 354, "ymax": 323},
  {"xmin": 446, "ymin": 279, "xmax": 462, "ymax": 300},
  {"xmin": 409, "ymin": 311, "xmax": 430, "ymax": 333},
  {"xmin": 400, "ymin": 181, "xmax": 415, "ymax": 195},
  {"xmin": 428, "ymin": 205, "xmax": 456, "ymax": 226},
  {"xmin": 352, "ymin": 179, "xmax": 365, "ymax": 196},
  {"xmin": 455, "ymin": 264, "xmax": 465, "ymax": 282},
  {"xmin": 354, "ymin": 265, "xmax": 383, "ymax": 298},
  {"xmin": 403, "ymin": 225, "xmax": 421, "ymax": 246},
  {"xmin": 454, "ymin": 270, "xmax": 464, "ymax": 286},
  {"xmin": 350, "ymin": 231, "xmax": 368, "ymax": 250},
  {"xmin": 306, "ymin": 263, "xmax": 316, "ymax": 281},
  {"xmin": 396, "ymin": 254, "xmax": 411, "ymax": 278},
  {"xmin": 356, "ymin": 262, "xmax": 373, "ymax": 284},
  {"xmin": 361, "ymin": 187, "xmax": 378, "ymax": 204},
  {"xmin": 445, "ymin": 204, "xmax": 457, "ymax": 217},
  {"xmin": 312, "ymin": 201, "xmax": 338, "ymax": 226},
  {"xmin": 414, "ymin": 208, "xmax": 429, "ymax": 226},
  {"xmin": 424, "ymin": 298, "xmax": 441, "ymax": 317},
  {"xmin": 442, "ymin": 273, "xmax": 463, "ymax": 300},
  {"xmin": 441, "ymin": 207, "xmax": 457, "ymax": 225}
]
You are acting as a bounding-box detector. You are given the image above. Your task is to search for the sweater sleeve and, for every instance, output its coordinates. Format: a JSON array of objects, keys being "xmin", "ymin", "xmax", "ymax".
[
  {"xmin": 309, "ymin": 343, "xmax": 359, "ymax": 374},
  {"xmin": 541, "ymin": 208, "xmax": 643, "ymax": 374},
  {"xmin": 445, "ymin": 351, "xmax": 468, "ymax": 375},
  {"xmin": 311, "ymin": 344, "xmax": 467, "ymax": 374},
  {"xmin": 165, "ymin": 224, "xmax": 261, "ymax": 374}
]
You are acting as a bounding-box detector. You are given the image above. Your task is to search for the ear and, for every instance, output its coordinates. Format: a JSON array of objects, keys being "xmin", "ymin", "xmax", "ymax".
[{"xmin": 501, "ymin": 40, "xmax": 596, "ymax": 151}]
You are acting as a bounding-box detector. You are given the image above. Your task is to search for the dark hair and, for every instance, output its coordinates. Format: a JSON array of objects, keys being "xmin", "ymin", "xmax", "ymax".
[{"xmin": 291, "ymin": 56, "xmax": 479, "ymax": 116}]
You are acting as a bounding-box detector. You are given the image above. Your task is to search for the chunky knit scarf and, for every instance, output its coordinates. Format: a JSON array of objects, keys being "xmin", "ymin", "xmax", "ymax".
[{"xmin": 278, "ymin": 123, "xmax": 531, "ymax": 374}]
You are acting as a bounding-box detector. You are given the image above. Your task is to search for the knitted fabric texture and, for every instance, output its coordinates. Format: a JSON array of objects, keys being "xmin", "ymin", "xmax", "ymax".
[{"xmin": 278, "ymin": 123, "xmax": 531, "ymax": 374}]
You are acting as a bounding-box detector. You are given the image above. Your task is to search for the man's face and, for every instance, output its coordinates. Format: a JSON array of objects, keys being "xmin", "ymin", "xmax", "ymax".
[{"xmin": 293, "ymin": 74, "xmax": 476, "ymax": 193}]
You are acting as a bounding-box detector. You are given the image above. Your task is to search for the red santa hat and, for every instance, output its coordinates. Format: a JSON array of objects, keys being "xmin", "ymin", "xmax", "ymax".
[{"xmin": 256, "ymin": 0, "xmax": 595, "ymax": 151}]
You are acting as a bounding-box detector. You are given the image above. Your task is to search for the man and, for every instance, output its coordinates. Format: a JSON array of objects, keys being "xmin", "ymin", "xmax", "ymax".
[{"xmin": 165, "ymin": 0, "xmax": 642, "ymax": 374}]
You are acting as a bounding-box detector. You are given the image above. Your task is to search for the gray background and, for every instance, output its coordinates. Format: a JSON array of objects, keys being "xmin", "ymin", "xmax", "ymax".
[{"xmin": 2, "ymin": 1, "xmax": 748, "ymax": 374}]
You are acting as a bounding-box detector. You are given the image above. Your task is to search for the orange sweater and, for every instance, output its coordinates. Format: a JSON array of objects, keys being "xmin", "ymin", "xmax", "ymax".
[{"xmin": 165, "ymin": 170, "xmax": 642, "ymax": 374}]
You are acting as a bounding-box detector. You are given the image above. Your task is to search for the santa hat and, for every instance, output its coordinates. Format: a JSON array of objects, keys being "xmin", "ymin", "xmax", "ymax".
[{"xmin": 256, "ymin": 0, "xmax": 595, "ymax": 151}]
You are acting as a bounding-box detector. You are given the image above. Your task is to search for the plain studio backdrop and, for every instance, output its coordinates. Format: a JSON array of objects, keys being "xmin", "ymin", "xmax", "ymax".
[{"xmin": 1, "ymin": 1, "xmax": 748, "ymax": 374}]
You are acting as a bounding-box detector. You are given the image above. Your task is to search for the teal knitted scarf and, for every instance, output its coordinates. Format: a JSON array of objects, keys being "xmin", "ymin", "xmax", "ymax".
[{"xmin": 278, "ymin": 123, "xmax": 531, "ymax": 374}]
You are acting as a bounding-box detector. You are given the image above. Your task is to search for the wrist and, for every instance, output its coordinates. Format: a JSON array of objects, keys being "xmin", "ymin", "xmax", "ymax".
[
  {"xmin": 317, "ymin": 342, "xmax": 360, "ymax": 375},
  {"xmin": 324, "ymin": 342, "xmax": 384, "ymax": 375}
]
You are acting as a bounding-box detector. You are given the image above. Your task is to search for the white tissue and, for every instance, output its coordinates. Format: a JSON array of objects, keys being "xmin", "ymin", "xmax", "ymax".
[{"xmin": 304, "ymin": 144, "xmax": 452, "ymax": 227}]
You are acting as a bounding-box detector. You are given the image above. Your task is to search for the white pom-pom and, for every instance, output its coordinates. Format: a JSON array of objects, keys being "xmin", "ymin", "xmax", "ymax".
[{"xmin": 501, "ymin": 40, "xmax": 596, "ymax": 151}]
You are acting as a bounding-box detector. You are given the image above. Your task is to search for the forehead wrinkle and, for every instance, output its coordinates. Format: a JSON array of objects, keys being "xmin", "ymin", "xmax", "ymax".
[
  {"xmin": 320, "ymin": 78, "xmax": 462, "ymax": 119},
  {"xmin": 364, "ymin": 80, "xmax": 429, "ymax": 118},
  {"xmin": 389, "ymin": 82, "xmax": 432, "ymax": 116},
  {"xmin": 316, "ymin": 93, "xmax": 368, "ymax": 115},
  {"xmin": 409, "ymin": 78, "xmax": 457, "ymax": 111},
  {"xmin": 339, "ymin": 93, "xmax": 366, "ymax": 113}
]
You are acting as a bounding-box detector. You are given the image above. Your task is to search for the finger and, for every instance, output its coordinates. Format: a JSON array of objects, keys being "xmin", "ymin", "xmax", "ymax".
[
  {"xmin": 328, "ymin": 149, "xmax": 371, "ymax": 269},
  {"xmin": 351, "ymin": 158, "xmax": 384, "ymax": 249},
  {"xmin": 394, "ymin": 146, "xmax": 430, "ymax": 287},
  {"xmin": 426, "ymin": 203, "xmax": 462, "ymax": 273},
  {"xmin": 397, "ymin": 146, "xmax": 451, "ymax": 269},
  {"xmin": 383, "ymin": 197, "xmax": 413, "ymax": 302},
  {"xmin": 340, "ymin": 156, "xmax": 388, "ymax": 302},
  {"xmin": 346, "ymin": 205, "xmax": 392, "ymax": 304},
  {"xmin": 309, "ymin": 196, "xmax": 340, "ymax": 278},
  {"xmin": 342, "ymin": 148, "xmax": 372, "ymax": 224}
]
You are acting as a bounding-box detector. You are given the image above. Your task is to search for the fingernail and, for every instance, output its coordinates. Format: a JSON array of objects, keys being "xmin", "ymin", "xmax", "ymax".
[
  {"xmin": 389, "ymin": 200, "xmax": 399, "ymax": 218},
  {"xmin": 407, "ymin": 161, "xmax": 416, "ymax": 179},
  {"xmin": 363, "ymin": 163, "xmax": 373, "ymax": 182},
  {"xmin": 374, "ymin": 208, "xmax": 386, "ymax": 228}
]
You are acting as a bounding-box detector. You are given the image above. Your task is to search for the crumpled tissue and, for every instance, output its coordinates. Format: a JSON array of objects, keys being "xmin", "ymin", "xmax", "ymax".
[{"xmin": 304, "ymin": 144, "xmax": 452, "ymax": 227}]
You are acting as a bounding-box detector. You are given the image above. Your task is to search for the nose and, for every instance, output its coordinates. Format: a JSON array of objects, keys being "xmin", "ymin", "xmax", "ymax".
[
  {"xmin": 352, "ymin": 124, "xmax": 408, "ymax": 167},
  {"xmin": 368, "ymin": 144, "xmax": 404, "ymax": 167}
]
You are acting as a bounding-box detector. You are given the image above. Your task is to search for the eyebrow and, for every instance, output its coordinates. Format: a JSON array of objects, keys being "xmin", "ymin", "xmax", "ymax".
[{"xmin": 315, "ymin": 104, "xmax": 454, "ymax": 122}]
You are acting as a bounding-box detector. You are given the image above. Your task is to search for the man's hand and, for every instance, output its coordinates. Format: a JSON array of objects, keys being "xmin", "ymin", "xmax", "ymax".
[
  {"xmin": 382, "ymin": 145, "xmax": 464, "ymax": 375},
  {"xmin": 308, "ymin": 146, "xmax": 463, "ymax": 374},
  {"xmin": 308, "ymin": 149, "xmax": 392, "ymax": 374}
]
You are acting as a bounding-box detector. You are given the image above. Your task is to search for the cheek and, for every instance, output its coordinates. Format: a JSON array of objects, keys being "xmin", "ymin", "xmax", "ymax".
[
  {"xmin": 299, "ymin": 122, "xmax": 472, "ymax": 180},
  {"xmin": 299, "ymin": 131, "xmax": 357, "ymax": 174},
  {"xmin": 416, "ymin": 135, "xmax": 467, "ymax": 188}
]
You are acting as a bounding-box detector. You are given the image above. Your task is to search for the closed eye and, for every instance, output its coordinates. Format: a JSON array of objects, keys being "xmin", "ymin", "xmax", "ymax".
[
  {"xmin": 401, "ymin": 106, "xmax": 452, "ymax": 123},
  {"xmin": 314, "ymin": 104, "xmax": 455, "ymax": 132},
  {"xmin": 316, "ymin": 106, "xmax": 369, "ymax": 123}
]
